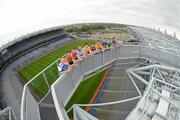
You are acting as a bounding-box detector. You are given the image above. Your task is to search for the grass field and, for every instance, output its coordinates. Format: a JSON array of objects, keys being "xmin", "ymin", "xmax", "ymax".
[
  {"xmin": 65, "ymin": 69, "xmax": 107, "ymax": 118},
  {"xmin": 19, "ymin": 39, "xmax": 96, "ymax": 97},
  {"xmin": 94, "ymin": 33, "xmax": 131, "ymax": 41}
]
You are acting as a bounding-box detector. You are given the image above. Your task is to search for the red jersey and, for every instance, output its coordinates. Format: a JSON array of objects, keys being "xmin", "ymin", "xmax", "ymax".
[
  {"xmin": 71, "ymin": 52, "xmax": 77, "ymax": 58},
  {"xmin": 90, "ymin": 46, "xmax": 96, "ymax": 51}
]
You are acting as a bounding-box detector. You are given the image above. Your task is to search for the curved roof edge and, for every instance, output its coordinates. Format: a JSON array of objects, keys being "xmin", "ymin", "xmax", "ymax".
[{"xmin": 0, "ymin": 25, "xmax": 65, "ymax": 52}]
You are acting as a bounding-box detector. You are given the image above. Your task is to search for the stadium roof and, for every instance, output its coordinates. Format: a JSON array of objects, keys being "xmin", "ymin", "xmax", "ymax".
[
  {"xmin": 0, "ymin": 25, "xmax": 64, "ymax": 52},
  {"xmin": 0, "ymin": 0, "xmax": 179, "ymax": 51}
]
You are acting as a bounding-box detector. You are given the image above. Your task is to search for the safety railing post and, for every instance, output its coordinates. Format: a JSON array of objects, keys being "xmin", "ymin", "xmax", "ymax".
[
  {"xmin": 119, "ymin": 46, "xmax": 121, "ymax": 58},
  {"xmin": 102, "ymin": 51, "xmax": 104, "ymax": 65},
  {"xmin": 93, "ymin": 55, "xmax": 95, "ymax": 70},
  {"xmin": 70, "ymin": 70, "xmax": 75, "ymax": 87},
  {"xmin": 109, "ymin": 49, "xmax": 111, "ymax": 62},
  {"xmin": 42, "ymin": 72, "xmax": 50, "ymax": 90},
  {"xmin": 9, "ymin": 109, "xmax": 11, "ymax": 120},
  {"xmin": 56, "ymin": 61, "xmax": 60, "ymax": 76},
  {"xmin": 138, "ymin": 45, "xmax": 140, "ymax": 59},
  {"xmin": 79, "ymin": 61, "xmax": 84, "ymax": 75},
  {"xmin": 157, "ymin": 48, "xmax": 160, "ymax": 63},
  {"xmin": 116, "ymin": 47, "xmax": 118, "ymax": 58}
]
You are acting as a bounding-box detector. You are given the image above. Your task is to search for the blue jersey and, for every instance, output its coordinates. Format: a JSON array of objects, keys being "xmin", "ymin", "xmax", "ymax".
[
  {"xmin": 76, "ymin": 49, "xmax": 84, "ymax": 56},
  {"xmin": 58, "ymin": 63, "xmax": 68, "ymax": 72},
  {"xmin": 101, "ymin": 41, "xmax": 108, "ymax": 46}
]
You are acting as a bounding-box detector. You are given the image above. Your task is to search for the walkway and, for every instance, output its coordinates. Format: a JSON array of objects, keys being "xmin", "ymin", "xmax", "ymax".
[
  {"xmin": 0, "ymin": 37, "xmax": 73, "ymax": 119},
  {"xmin": 90, "ymin": 58, "xmax": 148, "ymax": 120}
]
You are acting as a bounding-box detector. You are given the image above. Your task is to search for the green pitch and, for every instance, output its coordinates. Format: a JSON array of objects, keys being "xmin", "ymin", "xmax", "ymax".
[
  {"xmin": 65, "ymin": 69, "xmax": 107, "ymax": 118},
  {"xmin": 19, "ymin": 39, "xmax": 96, "ymax": 97},
  {"xmin": 95, "ymin": 33, "xmax": 131, "ymax": 41}
]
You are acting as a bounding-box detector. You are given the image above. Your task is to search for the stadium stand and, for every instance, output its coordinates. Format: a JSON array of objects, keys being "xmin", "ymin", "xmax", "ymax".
[
  {"xmin": 0, "ymin": 29, "xmax": 69, "ymax": 73},
  {"xmin": 0, "ymin": 28, "xmax": 75, "ymax": 120},
  {"xmin": 1, "ymin": 24, "xmax": 180, "ymax": 120}
]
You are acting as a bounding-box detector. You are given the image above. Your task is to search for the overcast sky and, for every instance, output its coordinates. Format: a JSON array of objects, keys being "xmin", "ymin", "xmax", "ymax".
[{"xmin": 0, "ymin": 0, "xmax": 179, "ymax": 46}]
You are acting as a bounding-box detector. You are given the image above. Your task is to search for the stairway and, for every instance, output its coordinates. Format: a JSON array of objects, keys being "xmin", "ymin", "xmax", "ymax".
[
  {"xmin": 39, "ymin": 93, "xmax": 59, "ymax": 120},
  {"xmin": 90, "ymin": 58, "xmax": 147, "ymax": 120}
]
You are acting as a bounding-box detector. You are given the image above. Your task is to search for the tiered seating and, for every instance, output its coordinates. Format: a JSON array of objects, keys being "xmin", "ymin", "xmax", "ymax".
[
  {"xmin": 152, "ymin": 89, "xmax": 170, "ymax": 120},
  {"xmin": 0, "ymin": 29, "xmax": 68, "ymax": 72}
]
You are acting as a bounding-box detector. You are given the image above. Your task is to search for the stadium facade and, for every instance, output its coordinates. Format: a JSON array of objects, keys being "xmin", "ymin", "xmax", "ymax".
[{"xmin": 0, "ymin": 25, "xmax": 180, "ymax": 120}]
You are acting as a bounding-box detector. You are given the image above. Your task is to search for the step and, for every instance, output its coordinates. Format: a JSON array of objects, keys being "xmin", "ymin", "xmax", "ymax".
[
  {"xmin": 115, "ymin": 58, "xmax": 140, "ymax": 64},
  {"xmin": 105, "ymin": 77, "xmax": 145, "ymax": 91},
  {"xmin": 91, "ymin": 107, "xmax": 131, "ymax": 120},
  {"xmin": 112, "ymin": 62, "xmax": 139, "ymax": 68},
  {"xmin": 97, "ymin": 99, "xmax": 139, "ymax": 111},
  {"xmin": 98, "ymin": 91, "xmax": 140, "ymax": 102},
  {"xmin": 109, "ymin": 68, "xmax": 128, "ymax": 77}
]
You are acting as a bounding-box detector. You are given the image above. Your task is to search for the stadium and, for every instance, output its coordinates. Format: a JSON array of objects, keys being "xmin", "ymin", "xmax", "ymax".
[{"xmin": 0, "ymin": 23, "xmax": 180, "ymax": 120}]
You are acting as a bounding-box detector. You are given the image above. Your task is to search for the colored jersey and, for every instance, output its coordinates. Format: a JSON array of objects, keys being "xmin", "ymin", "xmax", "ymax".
[
  {"xmin": 112, "ymin": 40, "xmax": 116, "ymax": 45},
  {"xmin": 58, "ymin": 63, "xmax": 68, "ymax": 72},
  {"xmin": 76, "ymin": 49, "xmax": 84, "ymax": 56},
  {"xmin": 90, "ymin": 46, "xmax": 96, "ymax": 51},
  {"xmin": 71, "ymin": 52, "xmax": 78, "ymax": 61},
  {"xmin": 101, "ymin": 41, "xmax": 108, "ymax": 46},
  {"xmin": 95, "ymin": 43, "xmax": 102, "ymax": 50},
  {"xmin": 101, "ymin": 41, "xmax": 108, "ymax": 48},
  {"xmin": 61, "ymin": 58, "xmax": 68, "ymax": 63},
  {"xmin": 71, "ymin": 52, "xmax": 78, "ymax": 58},
  {"xmin": 117, "ymin": 40, "xmax": 123, "ymax": 46},
  {"xmin": 66, "ymin": 55, "xmax": 74, "ymax": 64},
  {"xmin": 83, "ymin": 47, "xmax": 91, "ymax": 54},
  {"xmin": 107, "ymin": 41, "xmax": 112, "ymax": 47}
]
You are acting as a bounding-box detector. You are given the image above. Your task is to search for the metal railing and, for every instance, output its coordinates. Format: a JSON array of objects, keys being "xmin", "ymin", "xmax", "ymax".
[
  {"xmin": 21, "ymin": 57, "xmax": 60, "ymax": 120},
  {"xmin": 51, "ymin": 44, "xmax": 180, "ymax": 120},
  {"xmin": 0, "ymin": 107, "xmax": 17, "ymax": 120},
  {"xmin": 126, "ymin": 65, "xmax": 180, "ymax": 120},
  {"xmin": 20, "ymin": 43, "xmax": 180, "ymax": 120}
]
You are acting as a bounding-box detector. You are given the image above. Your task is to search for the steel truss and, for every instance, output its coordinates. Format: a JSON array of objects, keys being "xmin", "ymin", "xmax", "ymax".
[{"xmin": 72, "ymin": 64, "xmax": 180, "ymax": 120}]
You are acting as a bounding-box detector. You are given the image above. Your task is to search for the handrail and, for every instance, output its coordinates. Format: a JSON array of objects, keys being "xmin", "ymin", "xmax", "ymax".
[
  {"xmin": 21, "ymin": 43, "xmax": 180, "ymax": 120},
  {"xmin": 21, "ymin": 57, "xmax": 60, "ymax": 120},
  {"xmin": 67, "ymin": 96, "xmax": 141, "ymax": 113},
  {"xmin": 0, "ymin": 107, "xmax": 17, "ymax": 120}
]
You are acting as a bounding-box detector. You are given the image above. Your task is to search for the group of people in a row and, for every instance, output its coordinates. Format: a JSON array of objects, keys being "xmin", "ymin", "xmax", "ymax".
[{"xmin": 58, "ymin": 39, "xmax": 123, "ymax": 73}]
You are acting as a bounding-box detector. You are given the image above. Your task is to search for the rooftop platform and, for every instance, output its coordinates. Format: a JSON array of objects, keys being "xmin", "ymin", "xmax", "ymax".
[{"xmin": 1, "ymin": 25, "xmax": 180, "ymax": 120}]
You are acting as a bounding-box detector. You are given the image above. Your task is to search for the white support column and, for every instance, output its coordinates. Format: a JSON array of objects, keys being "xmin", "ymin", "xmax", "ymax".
[
  {"xmin": 128, "ymin": 71, "xmax": 149, "ymax": 85},
  {"xmin": 77, "ymin": 96, "xmax": 141, "ymax": 107},
  {"xmin": 150, "ymin": 87, "xmax": 180, "ymax": 110},
  {"xmin": 9, "ymin": 109, "xmax": 12, "ymax": 120},
  {"xmin": 127, "ymin": 72, "xmax": 142, "ymax": 96}
]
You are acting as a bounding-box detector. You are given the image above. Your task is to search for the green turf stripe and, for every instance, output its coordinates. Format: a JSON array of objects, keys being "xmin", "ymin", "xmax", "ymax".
[
  {"xmin": 19, "ymin": 39, "xmax": 96, "ymax": 97},
  {"xmin": 65, "ymin": 69, "xmax": 107, "ymax": 118}
]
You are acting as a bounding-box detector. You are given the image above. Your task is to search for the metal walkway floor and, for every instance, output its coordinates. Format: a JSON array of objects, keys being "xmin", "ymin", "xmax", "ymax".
[{"xmin": 90, "ymin": 58, "xmax": 147, "ymax": 120}]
